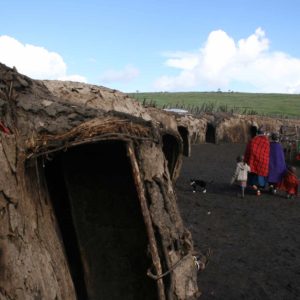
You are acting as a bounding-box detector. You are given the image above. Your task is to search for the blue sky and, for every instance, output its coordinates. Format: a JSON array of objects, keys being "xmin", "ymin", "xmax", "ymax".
[{"xmin": 1, "ymin": 0, "xmax": 300, "ymax": 93}]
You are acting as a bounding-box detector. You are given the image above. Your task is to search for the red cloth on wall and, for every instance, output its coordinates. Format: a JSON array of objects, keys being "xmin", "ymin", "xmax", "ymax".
[{"xmin": 0, "ymin": 121, "xmax": 10, "ymax": 134}]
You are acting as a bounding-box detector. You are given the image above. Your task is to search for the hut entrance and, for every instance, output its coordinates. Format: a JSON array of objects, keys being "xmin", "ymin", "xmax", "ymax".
[
  {"xmin": 44, "ymin": 140, "xmax": 157, "ymax": 300},
  {"xmin": 178, "ymin": 126, "xmax": 189, "ymax": 156},
  {"xmin": 163, "ymin": 134, "xmax": 180, "ymax": 177},
  {"xmin": 250, "ymin": 125, "xmax": 258, "ymax": 138},
  {"xmin": 205, "ymin": 123, "xmax": 216, "ymax": 143}
]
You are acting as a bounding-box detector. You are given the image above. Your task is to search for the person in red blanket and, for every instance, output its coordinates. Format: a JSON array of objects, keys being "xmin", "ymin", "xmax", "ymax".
[
  {"xmin": 278, "ymin": 166, "xmax": 299, "ymax": 199},
  {"xmin": 244, "ymin": 127, "xmax": 270, "ymax": 196}
]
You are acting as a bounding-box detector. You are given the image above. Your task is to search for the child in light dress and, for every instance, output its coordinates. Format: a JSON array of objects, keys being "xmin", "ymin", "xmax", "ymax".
[{"xmin": 231, "ymin": 155, "xmax": 251, "ymax": 198}]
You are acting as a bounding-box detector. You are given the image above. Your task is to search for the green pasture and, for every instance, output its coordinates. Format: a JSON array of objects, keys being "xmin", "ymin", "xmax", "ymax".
[{"xmin": 129, "ymin": 92, "xmax": 300, "ymax": 118}]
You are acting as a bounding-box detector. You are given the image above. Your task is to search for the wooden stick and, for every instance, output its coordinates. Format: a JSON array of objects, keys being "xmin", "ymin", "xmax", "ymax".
[{"xmin": 126, "ymin": 144, "xmax": 166, "ymax": 300}]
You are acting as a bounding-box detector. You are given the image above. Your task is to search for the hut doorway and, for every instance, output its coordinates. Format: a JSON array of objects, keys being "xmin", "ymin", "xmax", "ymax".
[
  {"xmin": 178, "ymin": 126, "xmax": 189, "ymax": 156},
  {"xmin": 250, "ymin": 125, "xmax": 258, "ymax": 138},
  {"xmin": 163, "ymin": 134, "xmax": 180, "ymax": 177},
  {"xmin": 205, "ymin": 123, "xmax": 216, "ymax": 143},
  {"xmin": 44, "ymin": 140, "xmax": 157, "ymax": 300}
]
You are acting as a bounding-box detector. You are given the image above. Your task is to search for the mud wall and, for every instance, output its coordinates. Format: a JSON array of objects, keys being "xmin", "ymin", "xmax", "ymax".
[
  {"xmin": 137, "ymin": 141, "xmax": 199, "ymax": 299},
  {"xmin": 175, "ymin": 115, "xmax": 207, "ymax": 144},
  {"xmin": 175, "ymin": 113, "xmax": 300, "ymax": 145},
  {"xmin": 0, "ymin": 133, "xmax": 76, "ymax": 299},
  {"xmin": 216, "ymin": 115, "xmax": 300, "ymax": 143}
]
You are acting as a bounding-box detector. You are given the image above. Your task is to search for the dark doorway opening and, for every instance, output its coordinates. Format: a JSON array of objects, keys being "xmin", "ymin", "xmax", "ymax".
[
  {"xmin": 178, "ymin": 126, "xmax": 189, "ymax": 156},
  {"xmin": 250, "ymin": 126, "xmax": 258, "ymax": 138},
  {"xmin": 162, "ymin": 134, "xmax": 180, "ymax": 177},
  {"xmin": 205, "ymin": 124, "xmax": 216, "ymax": 143},
  {"xmin": 44, "ymin": 141, "xmax": 157, "ymax": 300}
]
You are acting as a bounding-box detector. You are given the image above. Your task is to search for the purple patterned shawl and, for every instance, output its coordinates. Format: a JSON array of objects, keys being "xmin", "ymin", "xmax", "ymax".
[{"xmin": 268, "ymin": 142, "xmax": 287, "ymax": 183}]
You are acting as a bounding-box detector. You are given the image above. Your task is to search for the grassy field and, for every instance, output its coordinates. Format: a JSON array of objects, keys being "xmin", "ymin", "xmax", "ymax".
[{"xmin": 129, "ymin": 92, "xmax": 300, "ymax": 118}]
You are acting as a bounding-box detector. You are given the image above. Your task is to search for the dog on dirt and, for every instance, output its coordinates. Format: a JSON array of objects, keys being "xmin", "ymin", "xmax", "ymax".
[{"xmin": 190, "ymin": 179, "xmax": 213, "ymax": 193}]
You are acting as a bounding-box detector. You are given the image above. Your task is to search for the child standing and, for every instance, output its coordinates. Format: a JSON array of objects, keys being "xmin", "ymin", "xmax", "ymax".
[
  {"xmin": 278, "ymin": 166, "xmax": 299, "ymax": 199},
  {"xmin": 231, "ymin": 155, "xmax": 251, "ymax": 198}
]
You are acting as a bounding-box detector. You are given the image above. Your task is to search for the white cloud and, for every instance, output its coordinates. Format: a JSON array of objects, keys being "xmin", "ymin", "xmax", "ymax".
[
  {"xmin": 163, "ymin": 51, "xmax": 199, "ymax": 70},
  {"xmin": 0, "ymin": 35, "xmax": 87, "ymax": 82},
  {"xmin": 154, "ymin": 28, "xmax": 300, "ymax": 93},
  {"xmin": 99, "ymin": 65, "xmax": 140, "ymax": 83}
]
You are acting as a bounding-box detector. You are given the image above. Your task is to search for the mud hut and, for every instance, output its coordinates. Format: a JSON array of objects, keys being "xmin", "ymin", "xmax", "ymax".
[
  {"xmin": 0, "ymin": 63, "xmax": 199, "ymax": 299},
  {"xmin": 174, "ymin": 112, "xmax": 300, "ymax": 145}
]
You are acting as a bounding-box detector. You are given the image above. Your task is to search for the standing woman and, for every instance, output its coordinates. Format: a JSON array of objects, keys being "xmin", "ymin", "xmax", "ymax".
[
  {"xmin": 244, "ymin": 127, "xmax": 270, "ymax": 195},
  {"xmin": 268, "ymin": 133, "xmax": 287, "ymax": 194}
]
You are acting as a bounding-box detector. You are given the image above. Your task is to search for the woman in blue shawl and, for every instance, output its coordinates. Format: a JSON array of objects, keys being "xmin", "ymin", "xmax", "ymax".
[{"xmin": 268, "ymin": 133, "xmax": 287, "ymax": 194}]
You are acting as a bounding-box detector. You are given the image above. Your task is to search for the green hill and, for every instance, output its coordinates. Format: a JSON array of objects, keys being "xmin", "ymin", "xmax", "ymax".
[{"xmin": 129, "ymin": 92, "xmax": 300, "ymax": 118}]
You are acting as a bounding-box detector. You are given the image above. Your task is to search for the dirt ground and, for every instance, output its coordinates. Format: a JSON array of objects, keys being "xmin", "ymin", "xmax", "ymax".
[{"xmin": 175, "ymin": 143, "xmax": 300, "ymax": 300}]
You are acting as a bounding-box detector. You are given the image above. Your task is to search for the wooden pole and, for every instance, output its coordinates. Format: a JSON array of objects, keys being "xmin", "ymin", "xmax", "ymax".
[{"xmin": 126, "ymin": 144, "xmax": 166, "ymax": 300}]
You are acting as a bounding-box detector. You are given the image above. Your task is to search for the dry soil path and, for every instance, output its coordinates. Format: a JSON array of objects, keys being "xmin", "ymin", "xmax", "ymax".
[{"xmin": 176, "ymin": 143, "xmax": 300, "ymax": 300}]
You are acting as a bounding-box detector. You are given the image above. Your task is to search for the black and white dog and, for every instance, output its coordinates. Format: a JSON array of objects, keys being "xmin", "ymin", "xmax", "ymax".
[{"xmin": 190, "ymin": 179, "xmax": 213, "ymax": 193}]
